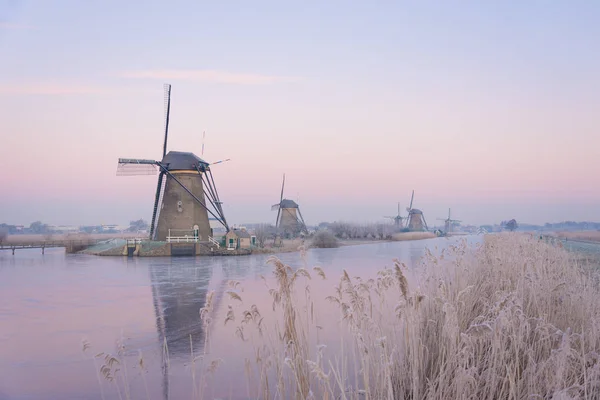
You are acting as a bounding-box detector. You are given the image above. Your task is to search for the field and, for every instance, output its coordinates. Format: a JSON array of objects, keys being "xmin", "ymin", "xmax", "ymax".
[
  {"xmin": 90, "ymin": 233, "xmax": 600, "ymax": 399},
  {"xmin": 2, "ymin": 232, "xmax": 144, "ymax": 245},
  {"xmin": 553, "ymin": 230, "xmax": 600, "ymax": 243},
  {"xmin": 391, "ymin": 231, "xmax": 437, "ymax": 241}
]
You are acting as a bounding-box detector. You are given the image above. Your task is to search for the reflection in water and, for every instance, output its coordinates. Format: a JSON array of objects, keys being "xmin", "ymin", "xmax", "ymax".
[
  {"xmin": 313, "ymin": 247, "xmax": 339, "ymax": 266},
  {"xmin": 149, "ymin": 260, "xmax": 222, "ymax": 400},
  {"xmin": 150, "ymin": 261, "xmax": 212, "ymax": 356}
]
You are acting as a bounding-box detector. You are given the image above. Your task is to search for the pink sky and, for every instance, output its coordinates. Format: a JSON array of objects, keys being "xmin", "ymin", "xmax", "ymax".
[{"xmin": 1, "ymin": 1, "xmax": 599, "ymax": 226}]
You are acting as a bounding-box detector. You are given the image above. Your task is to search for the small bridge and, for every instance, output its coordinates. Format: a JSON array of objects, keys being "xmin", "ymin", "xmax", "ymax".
[{"xmin": 0, "ymin": 239, "xmax": 103, "ymax": 255}]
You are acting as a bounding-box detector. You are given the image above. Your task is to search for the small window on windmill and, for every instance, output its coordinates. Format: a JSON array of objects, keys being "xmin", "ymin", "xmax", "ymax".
[{"xmin": 177, "ymin": 201, "xmax": 183, "ymax": 213}]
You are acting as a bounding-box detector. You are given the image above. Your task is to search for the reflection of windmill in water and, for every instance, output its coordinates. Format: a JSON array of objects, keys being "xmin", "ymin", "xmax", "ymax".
[
  {"xmin": 405, "ymin": 190, "xmax": 429, "ymax": 231},
  {"xmin": 437, "ymin": 208, "xmax": 461, "ymax": 233},
  {"xmin": 384, "ymin": 202, "xmax": 406, "ymax": 229},
  {"xmin": 116, "ymin": 84, "xmax": 229, "ymax": 242},
  {"xmin": 149, "ymin": 261, "xmax": 228, "ymax": 399},
  {"xmin": 271, "ymin": 174, "xmax": 308, "ymax": 237}
]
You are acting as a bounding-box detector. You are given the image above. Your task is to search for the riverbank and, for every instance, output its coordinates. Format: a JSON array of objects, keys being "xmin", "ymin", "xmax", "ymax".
[
  {"xmin": 75, "ymin": 233, "xmax": 441, "ymax": 257},
  {"xmin": 550, "ymin": 230, "xmax": 600, "ymax": 243}
]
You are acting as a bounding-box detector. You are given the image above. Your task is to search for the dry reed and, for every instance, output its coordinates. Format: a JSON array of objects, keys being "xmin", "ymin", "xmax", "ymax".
[
  {"xmin": 83, "ymin": 233, "xmax": 600, "ymax": 399},
  {"xmin": 391, "ymin": 232, "xmax": 437, "ymax": 241},
  {"xmin": 224, "ymin": 233, "xmax": 600, "ymax": 399}
]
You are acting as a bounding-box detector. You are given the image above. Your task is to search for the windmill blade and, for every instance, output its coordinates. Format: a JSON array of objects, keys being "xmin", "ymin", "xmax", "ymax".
[
  {"xmin": 275, "ymin": 207, "xmax": 282, "ymax": 228},
  {"xmin": 280, "ymin": 174, "xmax": 286, "ymax": 203},
  {"xmin": 422, "ymin": 214, "xmax": 429, "ymax": 231},
  {"xmin": 162, "ymin": 84, "xmax": 172, "ymax": 159},
  {"xmin": 149, "ymin": 172, "xmax": 165, "ymax": 239},
  {"xmin": 271, "ymin": 204, "xmax": 281, "ymax": 211},
  {"xmin": 409, "ymin": 190, "xmax": 415, "ymax": 210},
  {"xmin": 397, "ymin": 202, "xmax": 400, "ymax": 216},
  {"xmin": 201, "ymin": 130, "xmax": 205, "ymax": 156},
  {"xmin": 210, "ymin": 158, "xmax": 231, "ymax": 166},
  {"xmin": 116, "ymin": 158, "xmax": 158, "ymax": 176},
  {"xmin": 296, "ymin": 207, "xmax": 308, "ymax": 234}
]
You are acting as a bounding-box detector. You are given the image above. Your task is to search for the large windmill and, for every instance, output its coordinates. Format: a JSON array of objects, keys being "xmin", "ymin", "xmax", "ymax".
[
  {"xmin": 116, "ymin": 84, "xmax": 229, "ymax": 242},
  {"xmin": 384, "ymin": 203, "xmax": 405, "ymax": 228},
  {"xmin": 405, "ymin": 190, "xmax": 428, "ymax": 231},
  {"xmin": 437, "ymin": 208, "xmax": 461, "ymax": 233},
  {"xmin": 271, "ymin": 174, "xmax": 308, "ymax": 237}
]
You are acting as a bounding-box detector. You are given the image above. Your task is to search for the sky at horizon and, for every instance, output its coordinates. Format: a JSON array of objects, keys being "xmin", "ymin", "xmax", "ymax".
[{"xmin": 1, "ymin": 1, "xmax": 599, "ymax": 227}]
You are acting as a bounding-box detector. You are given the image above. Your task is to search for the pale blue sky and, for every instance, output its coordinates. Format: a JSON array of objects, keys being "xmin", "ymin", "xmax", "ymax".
[{"xmin": 1, "ymin": 1, "xmax": 599, "ymax": 226}]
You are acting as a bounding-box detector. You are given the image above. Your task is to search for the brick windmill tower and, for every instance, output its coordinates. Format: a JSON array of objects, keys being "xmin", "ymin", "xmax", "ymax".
[
  {"xmin": 405, "ymin": 190, "xmax": 428, "ymax": 231},
  {"xmin": 116, "ymin": 84, "xmax": 229, "ymax": 242},
  {"xmin": 384, "ymin": 202, "xmax": 406, "ymax": 229},
  {"xmin": 271, "ymin": 174, "xmax": 308, "ymax": 237},
  {"xmin": 437, "ymin": 208, "xmax": 461, "ymax": 233}
]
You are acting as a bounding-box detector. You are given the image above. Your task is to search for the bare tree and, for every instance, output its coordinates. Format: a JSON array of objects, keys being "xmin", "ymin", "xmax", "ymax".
[
  {"xmin": 327, "ymin": 221, "xmax": 394, "ymax": 240},
  {"xmin": 254, "ymin": 224, "xmax": 276, "ymax": 248},
  {"xmin": 311, "ymin": 230, "xmax": 339, "ymax": 248},
  {"xmin": 505, "ymin": 219, "xmax": 518, "ymax": 232},
  {"xmin": 0, "ymin": 228, "xmax": 7, "ymax": 245}
]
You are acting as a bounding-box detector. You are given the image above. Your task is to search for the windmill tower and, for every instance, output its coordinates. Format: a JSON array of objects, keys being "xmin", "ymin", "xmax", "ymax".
[
  {"xmin": 271, "ymin": 174, "xmax": 308, "ymax": 237},
  {"xmin": 437, "ymin": 208, "xmax": 461, "ymax": 233},
  {"xmin": 405, "ymin": 190, "xmax": 428, "ymax": 231},
  {"xmin": 116, "ymin": 84, "xmax": 229, "ymax": 242},
  {"xmin": 384, "ymin": 202, "xmax": 405, "ymax": 229}
]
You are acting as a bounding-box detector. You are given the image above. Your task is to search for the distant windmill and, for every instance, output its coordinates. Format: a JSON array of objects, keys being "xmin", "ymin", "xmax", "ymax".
[
  {"xmin": 116, "ymin": 84, "xmax": 229, "ymax": 241},
  {"xmin": 271, "ymin": 174, "xmax": 308, "ymax": 237},
  {"xmin": 405, "ymin": 190, "xmax": 428, "ymax": 231},
  {"xmin": 437, "ymin": 208, "xmax": 461, "ymax": 233},
  {"xmin": 384, "ymin": 203, "xmax": 405, "ymax": 228}
]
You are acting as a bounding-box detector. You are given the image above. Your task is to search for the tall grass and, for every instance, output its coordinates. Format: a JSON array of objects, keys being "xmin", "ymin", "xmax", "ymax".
[{"xmin": 219, "ymin": 233, "xmax": 600, "ymax": 399}]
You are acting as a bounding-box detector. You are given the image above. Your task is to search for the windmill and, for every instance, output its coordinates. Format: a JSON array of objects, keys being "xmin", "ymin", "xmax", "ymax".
[
  {"xmin": 437, "ymin": 208, "xmax": 461, "ymax": 233},
  {"xmin": 271, "ymin": 174, "xmax": 308, "ymax": 237},
  {"xmin": 405, "ymin": 190, "xmax": 428, "ymax": 231},
  {"xmin": 116, "ymin": 84, "xmax": 229, "ymax": 242},
  {"xmin": 384, "ymin": 203, "xmax": 405, "ymax": 228}
]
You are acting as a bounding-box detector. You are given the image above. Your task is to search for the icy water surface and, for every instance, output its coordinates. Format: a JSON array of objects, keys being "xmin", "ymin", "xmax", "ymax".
[{"xmin": 0, "ymin": 236, "xmax": 477, "ymax": 400}]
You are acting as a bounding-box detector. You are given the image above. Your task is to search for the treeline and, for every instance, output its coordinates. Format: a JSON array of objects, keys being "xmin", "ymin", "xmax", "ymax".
[
  {"xmin": 0, "ymin": 220, "xmax": 149, "ymax": 235},
  {"xmin": 319, "ymin": 221, "xmax": 397, "ymax": 240}
]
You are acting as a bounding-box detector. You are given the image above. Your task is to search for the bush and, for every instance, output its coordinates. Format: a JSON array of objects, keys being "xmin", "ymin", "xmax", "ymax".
[{"xmin": 310, "ymin": 230, "xmax": 339, "ymax": 248}]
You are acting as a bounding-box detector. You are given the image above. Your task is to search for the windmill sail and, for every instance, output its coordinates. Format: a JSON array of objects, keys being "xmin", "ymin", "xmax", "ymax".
[
  {"xmin": 116, "ymin": 158, "xmax": 158, "ymax": 176},
  {"xmin": 275, "ymin": 174, "xmax": 285, "ymax": 227},
  {"xmin": 163, "ymin": 84, "xmax": 171, "ymax": 159},
  {"xmin": 150, "ymin": 173, "xmax": 166, "ymax": 240}
]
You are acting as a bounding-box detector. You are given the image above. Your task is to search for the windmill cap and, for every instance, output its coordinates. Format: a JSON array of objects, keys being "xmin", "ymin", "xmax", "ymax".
[
  {"xmin": 161, "ymin": 151, "xmax": 209, "ymax": 171},
  {"xmin": 410, "ymin": 208, "xmax": 423, "ymax": 214},
  {"xmin": 280, "ymin": 199, "xmax": 299, "ymax": 208}
]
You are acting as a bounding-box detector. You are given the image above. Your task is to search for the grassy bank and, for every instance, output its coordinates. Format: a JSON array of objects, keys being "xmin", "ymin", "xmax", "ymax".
[
  {"xmin": 391, "ymin": 231, "xmax": 437, "ymax": 241},
  {"xmin": 554, "ymin": 230, "xmax": 600, "ymax": 243}
]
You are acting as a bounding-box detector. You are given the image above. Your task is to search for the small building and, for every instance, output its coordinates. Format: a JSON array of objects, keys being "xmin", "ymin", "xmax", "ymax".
[{"xmin": 225, "ymin": 229, "xmax": 256, "ymax": 250}]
